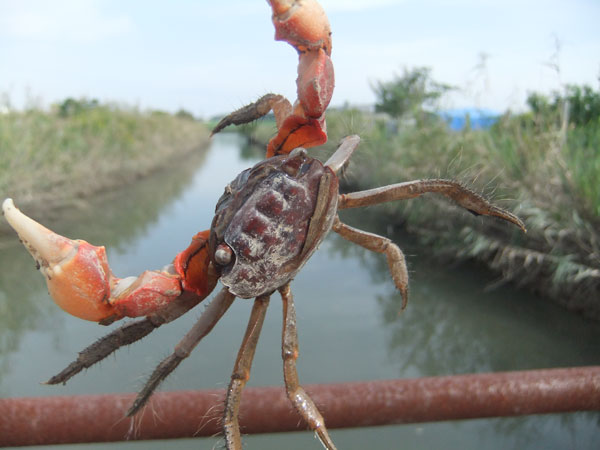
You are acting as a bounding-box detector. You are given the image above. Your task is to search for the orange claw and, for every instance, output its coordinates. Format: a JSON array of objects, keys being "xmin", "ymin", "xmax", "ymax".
[
  {"xmin": 269, "ymin": 0, "xmax": 332, "ymax": 54},
  {"xmin": 266, "ymin": 114, "xmax": 327, "ymax": 158},
  {"xmin": 266, "ymin": 0, "xmax": 334, "ymax": 157},
  {"xmin": 173, "ymin": 230, "xmax": 218, "ymax": 298},
  {"xmin": 2, "ymin": 199, "xmax": 218, "ymax": 324},
  {"xmin": 3, "ymin": 199, "xmax": 117, "ymax": 321},
  {"xmin": 109, "ymin": 270, "xmax": 182, "ymax": 320},
  {"xmin": 210, "ymin": 1, "xmax": 334, "ymax": 157}
]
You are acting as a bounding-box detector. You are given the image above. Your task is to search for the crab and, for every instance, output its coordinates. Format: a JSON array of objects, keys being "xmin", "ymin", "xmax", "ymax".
[{"xmin": 2, "ymin": 1, "xmax": 526, "ymax": 449}]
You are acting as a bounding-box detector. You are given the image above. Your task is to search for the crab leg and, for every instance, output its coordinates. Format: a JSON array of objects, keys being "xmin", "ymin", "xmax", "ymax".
[
  {"xmin": 212, "ymin": 0, "xmax": 334, "ymax": 158},
  {"xmin": 332, "ymin": 217, "xmax": 410, "ymax": 309},
  {"xmin": 338, "ymin": 180, "xmax": 527, "ymax": 232},
  {"xmin": 280, "ymin": 284, "xmax": 337, "ymax": 450},
  {"xmin": 223, "ymin": 295, "xmax": 270, "ymax": 449},
  {"xmin": 45, "ymin": 291, "xmax": 206, "ymax": 385},
  {"xmin": 211, "ymin": 93, "xmax": 292, "ymax": 136},
  {"xmin": 46, "ymin": 318, "xmax": 156, "ymax": 385},
  {"xmin": 128, "ymin": 288, "xmax": 236, "ymax": 416},
  {"xmin": 332, "ymin": 177, "xmax": 526, "ymax": 308}
]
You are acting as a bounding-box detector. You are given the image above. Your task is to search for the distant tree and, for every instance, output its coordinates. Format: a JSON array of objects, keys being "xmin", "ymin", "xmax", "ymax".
[
  {"xmin": 58, "ymin": 97, "xmax": 100, "ymax": 117},
  {"xmin": 564, "ymin": 84, "xmax": 600, "ymax": 126},
  {"xmin": 372, "ymin": 67, "xmax": 454, "ymax": 121},
  {"xmin": 527, "ymin": 84, "xmax": 600, "ymax": 127},
  {"xmin": 175, "ymin": 108, "xmax": 195, "ymax": 121},
  {"xmin": 525, "ymin": 92, "xmax": 552, "ymax": 116}
]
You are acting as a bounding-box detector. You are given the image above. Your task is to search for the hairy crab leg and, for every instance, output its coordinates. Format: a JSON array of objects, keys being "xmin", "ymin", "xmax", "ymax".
[
  {"xmin": 211, "ymin": 94, "xmax": 292, "ymax": 137},
  {"xmin": 339, "ymin": 179, "xmax": 527, "ymax": 232},
  {"xmin": 325, "ymin": 135, "xmax": 524, "ymax": 309},
  {"xmin": 326, "ymin": 136, "xmax": 411, "ymax": 309},
  {"xmin": 127, "ymin": 288, "xmax": 236, "ymax": 416},
  {"xmin": 47, "ymin": 319, "xmax": 155, "ymax": 385},
  {"xmin": 223, "ymin": 295, "xmax": 270, "ymax": 449},
  {"xmin": 324, "ymin": 136, "xmax": 524, "ymax": 232},
  {"xmin": 45, "ymin": 291, "xmax": 205, "ymax": 385},
  {"xmin": 280, "ymin": 284, "xmax": 337, "ymax": 450},
  {"xmin": 332, "ymin": 217, "xmax": 410, "ymax": 309}
]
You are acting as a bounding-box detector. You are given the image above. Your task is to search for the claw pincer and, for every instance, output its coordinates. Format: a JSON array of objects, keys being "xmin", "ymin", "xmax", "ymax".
[
  {"xmin": 3, "ymin": 198, "xmax": 116, "ymax": 321},
  {"xmin": 267, "ymin": 0, "xmax": 334, "ymax": 157},
  {"xmin": 212, "ymin": 0, "xmax": 335, "ymax": 158},
  {"xmin": 1, "ymin": 199, "xmax": 216, "ymax": 324}
]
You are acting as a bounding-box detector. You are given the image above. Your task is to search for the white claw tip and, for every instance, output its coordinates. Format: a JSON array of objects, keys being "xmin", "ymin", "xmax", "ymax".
[
  {"xmin": 2, "ymin": 198, "xmax": 15, "ymax": 215},
  {"xmin": 3, "ymin": 198, "xmax": 22, "ymax": 228},
  {"xmin": 2, "ymin": 197, "xmax": 74, "ymax": 265},
  {"xmin": 3, "ymin": 197, "xmax": 25, "ymax": 230}
]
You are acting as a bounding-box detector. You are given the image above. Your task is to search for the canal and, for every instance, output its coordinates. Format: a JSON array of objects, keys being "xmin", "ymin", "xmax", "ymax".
[{"xmin": 1, "ymin": 133, "xmax": 599, "ymax": 449}]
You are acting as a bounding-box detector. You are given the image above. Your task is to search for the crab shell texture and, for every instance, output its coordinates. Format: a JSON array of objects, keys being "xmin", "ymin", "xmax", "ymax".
[{"xmin": 209, "ymin": 148, "xmax": 338, "ymax": 298}]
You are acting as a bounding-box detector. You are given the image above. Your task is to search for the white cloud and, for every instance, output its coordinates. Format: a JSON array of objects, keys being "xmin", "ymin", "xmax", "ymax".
[{"xmin": 0, "ymin": 0, "xmax": 133, "ymax": 42}]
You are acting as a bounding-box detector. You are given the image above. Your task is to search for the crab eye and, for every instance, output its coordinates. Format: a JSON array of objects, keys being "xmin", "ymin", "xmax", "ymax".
[{"xmin": 214, "ymin": 243, "xmax": 234, "ymax": 266}]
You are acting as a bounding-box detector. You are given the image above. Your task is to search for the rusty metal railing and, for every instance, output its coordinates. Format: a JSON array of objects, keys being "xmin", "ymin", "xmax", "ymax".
[{"xmin": 1, "ymin": 366, "xmax": 599, "ymax": 446}]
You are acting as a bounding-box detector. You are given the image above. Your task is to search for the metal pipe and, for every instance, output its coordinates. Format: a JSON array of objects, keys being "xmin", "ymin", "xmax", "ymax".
[{"xmin": 1, "ymin": 366, "xmax": 599, "ymax": 446}]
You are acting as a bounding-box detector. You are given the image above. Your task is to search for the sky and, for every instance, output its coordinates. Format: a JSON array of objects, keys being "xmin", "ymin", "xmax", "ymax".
[{"xmin": 1, "ymin": 0, "xmax": 599, "ymax": 118}]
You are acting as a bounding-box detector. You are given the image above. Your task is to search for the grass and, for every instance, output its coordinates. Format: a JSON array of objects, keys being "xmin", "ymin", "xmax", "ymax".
[
  {"xmin": 0, "ymin": 100, "xmax": 210, "ymax": 222},
  {"xmin": 239, "ymin": 107, "xmax": 600, "ymax": 319}
]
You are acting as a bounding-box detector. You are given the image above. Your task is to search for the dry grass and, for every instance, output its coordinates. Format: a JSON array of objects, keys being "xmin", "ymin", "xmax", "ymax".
[{"xmin": 0, "ymin": 103, "xmax": 210, "ymax": 221}]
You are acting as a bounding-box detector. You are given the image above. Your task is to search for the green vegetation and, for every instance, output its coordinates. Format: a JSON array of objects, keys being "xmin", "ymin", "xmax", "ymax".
[
  {"xmin": 0, "ymin": 98, "xmax": 209, "ymax": 224},
  {"xmin": 239, "ymin": 69, "xmax": 600, "ymax": 318},
  {"xmin": 371, "ymin": 66, "xmax": 454, "ymax": 124}
]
